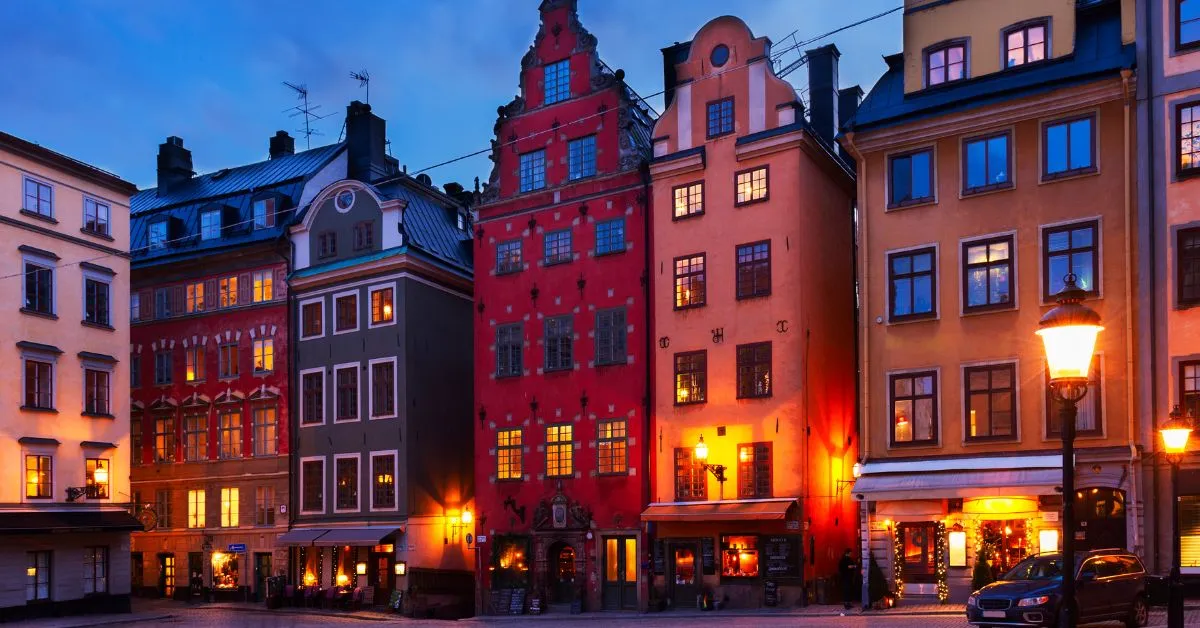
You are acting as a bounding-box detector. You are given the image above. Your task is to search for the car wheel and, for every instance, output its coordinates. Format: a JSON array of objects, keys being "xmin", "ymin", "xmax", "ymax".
[{"xmin": 1126, "ymin": 597, "xmax": 1148, "ymax": 628}]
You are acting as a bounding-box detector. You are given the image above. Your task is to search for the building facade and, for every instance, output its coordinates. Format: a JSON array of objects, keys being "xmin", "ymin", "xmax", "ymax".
[
  {"xmin": 471, "ymin": 0, "xmax": 654, "ymax": 614},
  {"xmin": 284, "ymin": 101, "xmax": 475, "ymax": 616},
  {"xmin": 128, "ymin": 132, "xmax": 344, "ymax": 600},
  {"xmin": 645, "ymin": 19, "xmax": 858, "ymax": 609},
  {"xmin": 844, "ymin": 0, "xmax": 1137, "ymax": 603},
  {"xmin": 0, "ymin": 131, "xmax": 140, "ymax": 619}
]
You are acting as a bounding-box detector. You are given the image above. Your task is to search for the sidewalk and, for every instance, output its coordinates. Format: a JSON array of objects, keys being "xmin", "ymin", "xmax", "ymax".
[{"xmin": 458, "ymin": 602, "xmax": 966, "ymax": 622}]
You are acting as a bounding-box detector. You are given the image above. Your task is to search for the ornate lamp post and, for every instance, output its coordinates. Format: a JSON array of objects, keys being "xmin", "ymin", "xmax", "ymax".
[
  {"xmin": 694, "ymin": 435, "xmax": 728, "ymax": 499},
  {"xmin": 1036, "ymin": 274, "xmax": 1102, "ymax": 628},
  {"xmin": 1159, "ymin": 405, "xmax": 1193, "ymax": 628}
]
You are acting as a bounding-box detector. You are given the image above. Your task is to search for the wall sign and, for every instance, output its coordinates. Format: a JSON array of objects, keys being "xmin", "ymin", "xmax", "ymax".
[
  {"xmin": 700, "ymin": 537, "xmax": 716, "ymax": 575},
  {"xmin": 763, "ymin": 536, "xmax": 802, "ymax": 578}
]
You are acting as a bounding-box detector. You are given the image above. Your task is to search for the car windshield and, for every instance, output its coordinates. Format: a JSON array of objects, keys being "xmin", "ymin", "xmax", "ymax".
[{"xmin": 1001, "ymin": 556, "xmax": 1064, "ymax": 581}]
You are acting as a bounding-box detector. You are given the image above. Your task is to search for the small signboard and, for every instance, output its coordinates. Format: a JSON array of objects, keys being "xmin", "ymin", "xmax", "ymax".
[
  {"xmin": 653, "ymin": 540, "xmax": 665, "ymax": 574},
  {"xmin": 700, "ymin": 537, "xmax": 716, "ymax": 575},
  {"xmin": 227, "ymin": 543, "xmax": 247, "ymax": 553},
  {"xmin": 477, "ymin": 535, "xmax": 488, "ymax": 544},
  {"xmin": 763, "ymin": 535, "xmax": 802, "ymax": 578}
]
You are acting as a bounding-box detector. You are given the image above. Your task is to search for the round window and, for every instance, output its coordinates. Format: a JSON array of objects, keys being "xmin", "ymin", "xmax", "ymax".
[
  {"xmin": 335, "ymin": 189, "xmax": 355, "ymax": 213},
  {"xmin": 710, "ymin": 44, "xmax": 730, "ymax": 67}
]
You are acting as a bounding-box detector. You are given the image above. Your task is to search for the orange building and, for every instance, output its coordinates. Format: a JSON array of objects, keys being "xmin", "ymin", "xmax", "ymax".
[
  {"xmin": 643, "ymin": 18, "xmax": 858, "ymax": 609},
  {"xmin": 843, "ymin": 0, "xmax": 1137, "ymax": 603}
]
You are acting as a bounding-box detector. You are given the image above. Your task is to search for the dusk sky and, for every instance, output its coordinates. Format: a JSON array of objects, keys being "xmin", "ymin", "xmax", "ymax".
[{"xmin": 0, "ymin": 0, "xmax": 901, "ymax": 192}]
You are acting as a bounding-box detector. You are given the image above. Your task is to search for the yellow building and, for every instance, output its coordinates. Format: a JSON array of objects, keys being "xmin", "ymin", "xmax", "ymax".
[{"xmin": 0, "ymin": 131, "xmax": 139, "ymax": 619}]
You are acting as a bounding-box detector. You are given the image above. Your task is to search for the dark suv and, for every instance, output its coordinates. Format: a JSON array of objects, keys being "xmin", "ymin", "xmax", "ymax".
[{"xmin": 965, "ymin": 549, "xmax": 1149, "ymax": 628}]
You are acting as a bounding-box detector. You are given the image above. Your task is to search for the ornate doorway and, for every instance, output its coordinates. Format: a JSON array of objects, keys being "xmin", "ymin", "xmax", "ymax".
[{"xmin": 548, "ymin": 542, "xmax": 576, "ymax": 603}]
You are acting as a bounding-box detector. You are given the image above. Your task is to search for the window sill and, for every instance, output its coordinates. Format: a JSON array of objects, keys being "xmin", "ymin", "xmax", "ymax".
[
  {"xmin": 887, "ymin": 313, "xmax": 938, "ymax": 326},
  {"xmin": 543, "ymin": 366, "xmax": 574, "ymax": 375},
  {"xmin": 960, "ymin": 183, "xmax": 1014, "ymax": 199},
  {"xmin": 82, "ymin": 411, "xmax": 115, "ymax": 420},
  {"xmin": 1177, "ymin": 299, "xmax": 1200, "ymax": 311},
  {"xmin": 888, "ymin": 440, "xmax": 940, "ymax": 449},
  {"xmin": 80, "ymin": 228, "xmax": 114, "ymax": 242},
  {"xmin": 886, "ymin": 198, "xmax": 937, "ymax": 212},
  {"xmin": 961, "ymin": 303, "xmax": 1016, "ymax": 317},
  {"xmin": 963, "ymin": 435, "xmax": 1018, "ymax": 444},
  {"xmin": 674, "ymin": 400, "xmax": 707, "ymax": 407},
  {"xmin": 595, "ymin": 359, "xmax": 627, "ymax": 368},
  {"xmin": 543, "ymin": 257, "xmax": 573, "ymax": 267},
  {"xmin": 494, "ymin": 373, "xmax": 523, "ymax": 380},
  {"xmin": 734, "ymin": 197, "xmax": 769, "ymax": 208},
  {"xmin": 736, "ymin": 393, "xmax": 774, "ymax": 400},
  {"xmin": 1045, "ymin": 432, "xmax": 1105, "ymax": 441},
  {"xmin": 81, "ymin": 320, "xmax": 115, "ymax": 331},
  {"xmin": 253, "ymin": 370, "xmax": 274, "ymax": 377},
  {"xmin": 1040, "ymin": 167, "xmax": 1098, "ymax": 185},
  {"xmin": 20, "ymin": 405, "xmax": 59, "ymax": 414},
  {"xmin": 495, "ymin": 267, "xmax": 524, "ymax": 276},
  {"xmin": 672, "ymin": 211, "xmax": 705, "ymax": 222},
  {"xmin": 736, "ymin": 292, "xmax": 771, "ymax": 301},
  {"xmin": 674, "ymin": 303, "xmax": 707, "ymax": 312},
  {"xmin": 20, "ymin": 308, "xmax": 58, "ymax": 321},
  {"xmin": 20, "ymin": 209, "xmax": 57, "ymax": 224},
  {"xmin": 1178, "ymin": 166, "xmax": 1200, "ymax": 181}
]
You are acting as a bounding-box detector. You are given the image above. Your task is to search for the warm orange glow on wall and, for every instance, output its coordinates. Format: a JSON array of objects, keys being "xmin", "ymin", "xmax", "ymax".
[{"xmin": 962, "ymin": 497, "xmax": 1038, "ymax": 516}]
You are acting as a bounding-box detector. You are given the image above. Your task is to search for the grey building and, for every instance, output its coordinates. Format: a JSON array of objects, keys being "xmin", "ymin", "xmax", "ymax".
[{"xmin": 280, "ymin": 102, "xmax": 475, "ymax": 613}]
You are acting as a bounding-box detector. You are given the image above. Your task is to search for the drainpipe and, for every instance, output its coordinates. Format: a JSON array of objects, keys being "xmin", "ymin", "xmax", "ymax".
[
  {"xmin": 1141, "ymin": 0, "xmax": 1163, "ymax": 574},
  {"xmin": 639, "ymin": 158, "xmax": 653, "ymax": 611},
  {"xmin": 1120, "ymin": 68, "xmax": 1142, "ymax": 557}
]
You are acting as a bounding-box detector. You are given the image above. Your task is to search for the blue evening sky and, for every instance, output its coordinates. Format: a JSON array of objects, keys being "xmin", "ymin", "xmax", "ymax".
[{"xmin": 0, "ymin": 1, "xmax": 901, "ymax": 191}]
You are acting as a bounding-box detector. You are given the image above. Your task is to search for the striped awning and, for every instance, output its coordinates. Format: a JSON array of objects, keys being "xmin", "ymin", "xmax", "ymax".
[{"xmin": 641, "ymin": 499, "xmax": 796, "ymax": 522}]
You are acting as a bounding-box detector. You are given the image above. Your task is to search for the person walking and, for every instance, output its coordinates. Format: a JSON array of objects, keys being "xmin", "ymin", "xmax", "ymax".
[{"xmin": 838, "ymin": 548, "xmax": 858, "ymax": 610}]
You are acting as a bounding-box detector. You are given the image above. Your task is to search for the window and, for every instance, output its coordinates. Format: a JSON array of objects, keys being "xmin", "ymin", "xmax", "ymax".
[
  {"xmin": 1005, "ymin": 20, "xmax": 1047, "ymax": 67},
  {"xmin": 154, "ymin": 288, "xmax": 171, "ymax": 318},
  {"xmin": 83, "ymin": 547, "xmax": 108, "ymax": 594},
  {"xmin": 301, "ymin": 459, "xmax": 324, "ymax": 513},
  {"xmin": 496, "ymin": 323, "xmax": 523, "ymax": 377},
  {"xmin": 188, "ymin": 489, "xmax": 206, "ymax": 528},
  {"xmin": 24, "ymin": 360, "xmax": 53, "ymax": 409},
  {"xmin": 889, "ymin": 247, "xmax": 937, "ymax": 320},
  {"xmin": 674, "ymin": 351, "xmax": 707, "ymax": 405},
  {"xmin": 252, "ymin": 270, "xmax": 273, "ymax": 302},
  {"xmin": 335, "ymin": 455, "xmax": 359, "ymax": 511},
  {"xmin": 544, "ymin": 229, "xmax": 572, "ymax": 265},
  {"xmin": 926, "ymin": 42, "xmax": 966, "ymax": 86},
  {"xmin": 318, "ymin": 232, "xmax": 337, "ymax": 258},
  {"xmin": 23, "ymin": 261, "xmax": 53, "ymax": 314},
  {"xmin": 219, "ymin": 276, "xmax": 238, "ymax": 307},
  {"xmin": 371, "ymin": 453, "xmax": 397, "ymax": 509},
  {"xmin": 26, "ymin": 551, "xmax": 50, "ymax": 602},
  {"xmin": 595, "ymin": 308, "xmax": 627, "ymax": 366},
  {"xmin": 253, "ymin": 339, "xmax": 273, "ymax": 373},
  {"xmin": 84, "ymin": 368, "xmax": 111, "ymax": 415},
  {"xmin": 674, "ymin": 254, "xmax": 706, "ymax": 309},
  {"xmin": 218, "ymin": 409, "xmax": 242, "ymax": 459},
  {"xmin": 736, "ymin": 241, "xmax": 771, "ymax": 299},
  {"xmin": 497, "ymin": 240, "xmax": 523, "ymax": 274},
  {"xmin": 335, "ymin": 292, "xmax": 358, "ymax": 332},
  {"xmin": 353, "ymin": 221, "xmax": 373, "ymax": 251},
  {"xmin": 155, "ymin": 490, "xmax": 172, "ymax": 529},
  {"xmin": 545, "ymin": 424, "xmax": 574, "ymax": 478},
  {"xmin": 154, "ymin": 416, "xmax": 175, "ymax": 462},
  {"xmin": 130, "ymin": 293, "xmax": 141, "ymax": 322},
  {"xmin": 597, "ymin": 419, "xmax": 627, "ymax": 475},
  {"xmin": 706, "ymin": 97, "xmax": 734, "ymax": 138},
  {"xmin": 674, "ymin": 448, "xmax": 706, "ymax": 501},
  {"xmin": 595, "ymin": 218, "xmax": 625, "ymax": 256},
  {"xmin": 544, "ymin": 315, "xmax": 573, "ymax": 371},
  {"xmin": 185, "ymin": 346, "xmax": 205, "ymax": 382},
  {"xmin": 130, "ymin": 354, "xmax": 141, "ymax": 388},
  {"xmin": 253, "ymin": 407, "xmax": 277, "ymax": 456},
  {"xmin": 737, "ymin": 443, "xmax": 772, "ymax": 498},
  {"xmin": 370, "ymin": 359, "xmax": 396, "ymax": 418},
  {"xmin": 736, "ymin": 342, "xmax": 772, "ymax": 399},
  {"xmin": 253, "ymin": 198, "xmax": 275, "ymax": 229},
  {"xmin": 891, "ymin": 371, "xmax": 938, "ymax": 445},
  {"xmin": 87, "ymin": 271, "xmax": 122, "ymax": 324},
  {"xmin": 721, "ymin": 535, "xmax": 759, "ymax": 577},
  {"xmin": 1047, "ymin": 356, "xmax": 1102, "ymax": 437},
  {"xmin": 25, "ymin": 455, "xmax": 52, "ymax": 499},
  {"xmin": 1181, "ymin": 229, "xmax": 1200, "ymax": 306},
  {"xmin": 1182, "ymin": 361, "xmax": 1200, "ymax": 418},
  {"xmin": 889, "ymin": 149, "xmax": 934, "ymax": 207},
  {"xmin": 371, "ymin": 286, "xmax": 394, "ymax": 325},
  {"xmin": 496, "ymin": 429, "xmax": 523, "ymax": 480},
  {"xmin": 1180, "ymin": 102, "xmax": 1200, "ymax": 174},
  {"xmin": 735, "ymin": 167, "xmax": 768, "ymax": 205},
  {"xmin": 963, "ymin": 236, "xmax": 1013, "ymax": 311},
  {"xmin": 963, "ymin": 131, "xmax": 1012, "ymax": 193},
  {"xmin": 302, "ymin": 371, "xmax": 324, "ymax": 425},
  {"xmin": 149, "ymin": 222, "xmax": 167, "ymax": 250},
  {"xmin": 23, "ymin": 178, "xmax": 53, "ymax": 217},
  {"xmin": 336, "ymin": 365, "xmax": 359, "ymax": 422},
  {"xmin": 185, "ymin": 282, "xmax": 204, "ymax": 313},
  {"xmin": 568, "ymin": 135, "xmax": 596, "ymax": 180},
  {"xmin": 255, "ymin": 486, "xmax": 275, "ymax": 526},
  {"xmin": 301, "ymin": 300, "xmax": 323, "ymax": 338},
  {"xmin": 965, "ymin": 363, "xmax": 1016, "ymax": 440},
  {"xmin": 519, "ymin": 150, "xmax": 546, "ymax": 193},
  {"xmin": 200, "ymin": 210, "xmax": 221, "ymax": 240},
  {"xmin": 544, "ymin": 59, "xmax": 570, "ymax": 105},
  {"xmin": 217, "ymin": 487, "xmax": 238, "ymax": 527},
  {"xmin": 84, "ymin": 198, "xmax": 110, "ymax": 236},
  {"xmin": 154, "ymin": 351, "xmax": 173, "ymax": 385},
  {"xmin": 184, "ymin": 412, "xmax": 207, "ymax": 462},
  {"xmin": 672, "ymin": 182, "xmax": 704, "ymax": 220},
  {"xmin": 1044, "ymin": 115, "xmax": 1095, "ymax": 178},
  {"xmin": 218, "ymin": 344, "xmax": 238, "ymax": 379},
  {"xmin": 1043, "ymin": 220, "xmax": 1099, "ymax": 299},
  {"xmin": 1178, "ymin": 0, "xmax": 1200, "ymax": 50}
]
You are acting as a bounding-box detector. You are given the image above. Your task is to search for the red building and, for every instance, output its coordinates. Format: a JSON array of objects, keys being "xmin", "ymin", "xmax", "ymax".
[{"xmin": 472, "ymin": 0, "xmax": 655, "ymax": 613}]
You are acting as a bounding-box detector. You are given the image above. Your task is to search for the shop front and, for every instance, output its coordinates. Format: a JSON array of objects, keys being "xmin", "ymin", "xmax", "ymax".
[
  {"xmin": 642, "ymin": 498, "xmax": 804, "ymax": 610},
  {"xmin": 279, "ymin": 526, "xmax": 401, "ymax": 605}
]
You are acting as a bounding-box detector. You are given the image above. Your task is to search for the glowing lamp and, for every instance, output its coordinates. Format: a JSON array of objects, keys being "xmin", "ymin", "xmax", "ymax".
[
  {"xmin": 461, "ymin": 508, "xmax": 473, "ymax": 525},
  {"xmin": 304, "ymin": 572, "xmax": 317, "ymax": 586},
  {"xmin": 383, "ymin": 303, "xmax": 393, "ymax": 319},
  {"xmin": 26, "ymin": 567, "xmax": 36, "ymax": 577},
  {"xmin": 852, "ymin": 462, "xmax": 863, "ymax": 479},
  {"xmin": 92, "ymin": 461, "xmax": 108, "ymax": 486},
  {"xmin": 356, "ymin": 562, "xmax": 367, "ymax": 575},
  {"xmin": 394, "ymin": 561, "xmax": 407, "ymax": 576},
  {"xmin": 948, "ymin": 530, "xmax": 967, "ymax": 567},
  {"xmin": 739, "ymin": 447, "xmax": 750, "ymax": 463},
  {"xmin": 1039, "ymin": 529, "xmax": 1060, "ymax": 554},
  {"xmin": 1160, "ymin": 405, "xmax": 1193, "ymax": 460},
  {"xmin": 694, "ymin": 434, "xmax": 709, "ymax": 462},
  {"xmin": 1037, "ymin": 274, "xmax": 1102, "ymax": 384},
  {"xmin": 336, "ymin": 573, "xmax": 349, "ymax": 586}
]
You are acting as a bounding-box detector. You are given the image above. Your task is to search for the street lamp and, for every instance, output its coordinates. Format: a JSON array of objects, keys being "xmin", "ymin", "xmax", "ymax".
[
  {"xmin": 1159, "ymin": 404, "xmax": 1193, "ymax": 628},
  {"xmin": 1036, "ymin": 273, "xmax": 1102, "ymax": 628},
  {"xmin": 694, "ymin": 435, "xmax": 728, "ymax": 499}
]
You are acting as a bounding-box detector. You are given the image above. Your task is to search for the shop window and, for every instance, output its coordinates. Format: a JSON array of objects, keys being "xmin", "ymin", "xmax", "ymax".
[
  {"xmin": 212, "ymin": 551, "xmax": 239, "ymax": 590},
  {"xmin": 333, "ymin": 545, "xmax": 359, "ymax": 588},
  {"xmin": 979, "ymin": 519, "xmax": 1028, "ymax": 575},
  {"xmin": 83, "ymin": 546, "xmax": 108, "ymax": 594},
  {"xmin": 26, "ymin": 550, "xmax": 51, "ymax": 601},
  {"xmin": 1179, "ymin": 495, "xmax": 1200, "ymax": 572},
  {"xmin": 1182, "ymin": 361, "xmax": 1200, "ymax": 418},
  {"xmin": 491, "ymin": 535, "xmax": 531, "ymax": 589},
  {"xmin": 721, "ymin": 535, "xmax": 759, "ymax": 578}
]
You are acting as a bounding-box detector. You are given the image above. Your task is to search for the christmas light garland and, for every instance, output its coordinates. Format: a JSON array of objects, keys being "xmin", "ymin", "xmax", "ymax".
[
  {"xmin": 935, "ymin": 521, "xmax": 949, "ymax": 603},
  {"xmin": 892, "ymin": 524, "xmax": 904, "ymax": 598}
]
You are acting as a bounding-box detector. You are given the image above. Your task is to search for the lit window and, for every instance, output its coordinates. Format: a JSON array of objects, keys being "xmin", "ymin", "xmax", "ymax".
[
  {"xmin": 519, "ymin": 150, "xmax": 546, "ymax": 193},
  {"xmin": 185, "ymin": 282, "xmax": 204, "ymax": 313},
  {"xmin": 735, "ymin": 167, "xmax": 768, "ymax": 205},
  {"xmin": 25, "ymin": 455, "xmax": 52, "ymax": 499},
  {"xmin": 674, "ymin": 351, "xmax": 707, "ymax": 405},
  {"xmin": 544, "ymin": 59, "xmax": 570, "ymax": 105},
  {"xmin": 253, "ymin": 339, "xmax": 273, "ymax": 373},
  {"xmin": 963, "ymin": 236, "xmax": 1013, "ymax": 311},
  {"xmin": 371, "ymin": 287, "xmax": 394, "ymax": 324},
  {"xmin": 926, "ymin": 42, "xmax": 966, "ymax": 86},
  {"xmin": 497, "ymin": 429, "xmax": 523, "ymax": 480},
  {"xmin": 220, "ymin": 487, "xmax": 239, "ymax": 527},
  {"xmin": 597, "ymin": 419, "xmax": 627, "ymax": 475},
  {"xmin": 737, "ymin": 444, "xmax": 771, "ymax": 498},
  {"xmin": 965, "ymin": 363, "xmax": 1017, "ymax": 440},
  {"xmin": 891, "ymin": 371, "xmax": 938, "ymax": 445},
  {"xmin": 252, "ymin": 270, "xmax": 273, "ymax": 302},
  {"xmin": 1005, "ymin": 21, "xmax": 1047, "ymax": 67},
  {"xmin": 154, "ymin": 416, "xmax": 175, "ymax": 462},
  {"xmin": 187, "ymin": 489, "xmax": 206, "ymax": 528},
  {"xmin": 568, "ymin": 135, "xmax": 596, "ymax": 180},
  {"xmin": 1046, "ymin": 356, "xmax": 1102, "ymax": 436},
  {"xmin": 84, "ymin": 198, "xmax": 110, "ymax": 236},
  {"xmin": 673, "ymin": 182, "xmax": 704, "ymax": 219},
  {"xmin": 706, "ymin": 98, "xmax": 734, "ymax": 138},
  {"xmin": 218, "ymin": 409, "xmax": 242, "ymax": 459},
  {"xmin": 26, "ymin": 551, "xmax": 51, "ymax": 601},
  {"xmin": 335, "ymin": 456, "xmax": 359, "ymax": 511},
  {"xmin": 371, "ymin": 453, "xmax": 396, "ymax": 509},
  {"xmin": 219, "ymin": 276, "xmax": 238, "ymax": 307},
  {"xmin": 674, "ymin": 254, "xmax": 706, "ymax": 309},
  {"xmin": 545, "ymin": 424, "xmax": 574, "ymax": 477},
  {"xmin": 721, "ymin": 535, "xmax": 759, "ymax": 577},
  {"xmin": 253, "ymin": 407, "xmax": 277, "ymax": 457},
  {"xmin": 185, "ymin": 346, "xmax": 205, "ymax": 382},
  {"xmin": 200, "ymin": 210, "xmax": 221, "ymax": 240},
  {"xmin": 674, "ymin": 448, "xmax": 706, "ymax": 501}
]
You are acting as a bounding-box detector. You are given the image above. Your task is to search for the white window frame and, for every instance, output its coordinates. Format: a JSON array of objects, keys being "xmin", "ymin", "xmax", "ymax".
[
  {"xmin": 367, "ymin": 283, "xmax": 397, "ymax": 329},
  {"xmin": 368, "ymin": 356, "xmax": 399, "ymax": 420},
  {"xmin": 80, "ymin": 357, "xmax": 115, "ymax": 416},
  {"xmin": 333, "ymin": 452, "xmax": 361, "ymax": 514},
  {"xmin": 20, "ymin": 345, "xmax": 59, "ymax": 411},
  {"xmin": 20, "ymin": 445, "xmax": 56, "ymax": 504},
  {"xmin": 83, "ymin": 196, "xmax": 110, "ymax": 236},
  {"xmin": 333, "ymin": 362, "xmax": 361, "ymax": 423},
  {"xmin": 299, "ymin": 297, "xmax": 325, "ymax": 340},
  {"xmin": 332, "ymin": 290, "xmax": 360, "ymax": 335},
  {"xmin": 148, "ymin": 221, "xmax": 168, "ymax": 250},
  {"xmin": 299, "ymin": 367, "xmax": 326, "ymax": 428},
  {"xmin": 21, "ymin": 249, "xmax": 57, "ymax": 316},
  {"xmin": 82, "ymin": 270, "xmax": 113, "ymax": 327},
  {"xmin": 299, "ymin": 455, "xmax": 326, "ymax": 514},
  {"xmin": 200, "ymin": 209, "xmax": 221, "ymax": 241},
  {"xmin": 22, "ymin": 175, "xmax": 54, "ymax": 218},
  {"xmin": 369, "ymin": 449, "xmax": 400, "ymax": 512}
]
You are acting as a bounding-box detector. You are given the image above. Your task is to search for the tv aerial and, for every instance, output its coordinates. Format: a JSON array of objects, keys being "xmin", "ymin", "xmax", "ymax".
[{"xmin": 282, "ymin": 81, "xmax": 333, "ymax": 149}]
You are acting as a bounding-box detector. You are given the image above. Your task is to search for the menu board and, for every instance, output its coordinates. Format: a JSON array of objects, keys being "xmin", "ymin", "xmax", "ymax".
[
  {"xmin": 763, "ymin": 535, "xmax": 802, "ymax": 578},
  {"xmin": 653, "ymin": 540, "xmax": 665, "ymax": 575},
  {"xmin": 700, "ymin": 537, "xmax": 716, "ymax": 575}
]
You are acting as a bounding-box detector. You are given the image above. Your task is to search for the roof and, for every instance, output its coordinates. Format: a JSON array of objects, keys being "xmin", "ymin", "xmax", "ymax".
[
  {"xmin": 844, "ymin": 1, "xmax": 1133, "ymax": 134},
  {"xmin": 0, "ymin": 131, "xmax": 136, "ymax": 195}
]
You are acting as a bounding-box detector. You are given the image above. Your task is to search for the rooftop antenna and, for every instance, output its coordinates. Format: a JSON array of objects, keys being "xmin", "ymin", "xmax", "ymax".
[
  {"xmin": 282, "ymin": 81, "xmax": 333, "ymax": 150},
  {"xmin": 350, "ymin": 69, "xmax": 370, "ymax": 103}
]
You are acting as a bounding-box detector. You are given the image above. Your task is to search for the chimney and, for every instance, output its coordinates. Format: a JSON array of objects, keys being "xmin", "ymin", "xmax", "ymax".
[
  {"xmin": 805, "ymin": 44, "xmax": 841, "ymax": 148},
  {"xmin": 345, "ymin": 101, "xmax": 391, "ymax": 182},
  {"xmin": 156, "ymin": 136, "xmax": 193, "ymax": 195},
  {"xmin": 269, "ymin": 131, "xmax": 295, "ymax": 160},
  {"xmin": 837, "ymin": 86, "xmax": 864, "ymax": 166}
]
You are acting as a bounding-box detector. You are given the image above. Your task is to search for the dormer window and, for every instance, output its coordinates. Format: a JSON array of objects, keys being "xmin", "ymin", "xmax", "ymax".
[
  {"xmin": 456, "ymin": 212, "xmax": 466, "ymax": 231},
  {"xmin": 149, "ymin": 222, "xmax": 168, "ymax": 250},
  {"xmin": 200, "ymin": 209, "xmax": 221, "ymax": 241},
  {"xmin": 544, "ymin": 59, "xmax": 570, "ymax": 105},
  {"xmin": 925, "ymin": 41, "xmax": 966, "ymax": 87},
  {"xmin": 253, "ymin": 198, "xmax": 275, "ymax": 229},
  {"xmin": 1005, "ymin": 21, "xmax": 1047, "ymax": 68}
]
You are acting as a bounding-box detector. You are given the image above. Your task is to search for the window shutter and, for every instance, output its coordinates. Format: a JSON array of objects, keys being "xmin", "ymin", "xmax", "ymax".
[
  {"xmin": 613, "ymin": 308, "xmax": 627, "ymax": 360},
  {"xmin": 204, "ymin": 279, "xmax": 217, "ymax": 310},
  {"xmin": 140, "ymin": 289, "xmax": 153, "ymax": 320},
  {"xmin": 171, "ymin": 285, "xmax": 185, "ymax": 316},
  {"xmin": 274, "ymin": 268, "xmax": 287, "ymax": 300},
  {"xmin": 238, "ymin": 273, "xmax": 252, "ymax": 304}
]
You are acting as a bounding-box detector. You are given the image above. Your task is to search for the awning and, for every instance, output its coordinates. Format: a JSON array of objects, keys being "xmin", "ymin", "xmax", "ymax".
[
  {"xmin": 277, "ymin": 529, "xmax": 330, "ymax": 545},
  {"xmin": 0, "ymin": 509, "xmax": 142, "ymax": 534},
  {"xmin": 278, "ymin": 527, "xmax": 402, "ymax": 547},
  {"xmin": 642, "ymin": 499, "xmax": 796, "ymax": 522},
  {"xmin": 852, "ymin": 468, "xmax": 1062, "ymax": 501}
]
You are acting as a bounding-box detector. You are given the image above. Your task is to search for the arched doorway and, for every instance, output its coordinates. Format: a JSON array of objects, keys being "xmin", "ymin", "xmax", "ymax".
[
  {"xmin": 1075, "ymin": 487, "xmax": 1126, "ymax": 550},
  {"xmin": 548, "ymin": 542, "xmax": 576, "ymax": 603}
]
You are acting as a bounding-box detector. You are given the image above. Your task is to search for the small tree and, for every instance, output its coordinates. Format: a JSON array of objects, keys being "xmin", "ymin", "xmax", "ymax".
[
  {"xmin": 868, "ymin": 550, "xmax": 889, "ymax": 604},
  {"xmin": 971, "ymin": 547, "xmax": 995, "ymax": 592}
]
